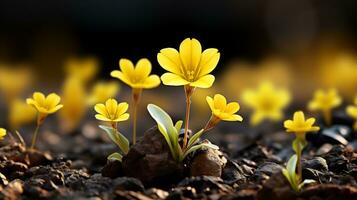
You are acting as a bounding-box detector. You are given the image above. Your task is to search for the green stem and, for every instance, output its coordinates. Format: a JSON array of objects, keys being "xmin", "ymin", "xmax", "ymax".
[
  {"xmin": 30, "ymin": 123, "xmax": 41, "ymax": 149},
  {"xmin": 182, "ymin": 86, "xmax": 194, "ymax": 150},
  {"xmin": 132, "ymin": 89, "xmax": 141, "ymax": 145},
  {"xmin": 323, "ymin": 109, "xmax": 331, "ymax": 126}
]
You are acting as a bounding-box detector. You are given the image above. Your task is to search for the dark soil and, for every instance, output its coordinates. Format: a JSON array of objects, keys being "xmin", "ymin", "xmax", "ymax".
[{"xmin": 0, "ymin": 122, "xmax": 356, "ymax": 200}]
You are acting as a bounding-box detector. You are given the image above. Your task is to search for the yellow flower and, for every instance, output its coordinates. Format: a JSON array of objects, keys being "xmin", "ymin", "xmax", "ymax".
[
  {"xmin": 284, "ymin": 111, "xmax": 320, "ymax": 134},
  {"xmin": 111, "ymin": 58, "xmax": 160, "ymax": 89},
  {"xmin": 65, "ymin": 57, "xmax": 99, "ymax": 83},
  {"xmin": 206, "ymin": 94, "xmax": 243, "ymax": 121},
  {"xmin": 87, "ymin": 81, "xmax": 120, "ymax": 105},
  {"xmin": 9, "ymin": 99, "xmax": 37, "ymax": 129},
  {"xmin": 346, "ymin": 96, "xmax": 357, "ymax": 130},
  {"xmin": 308, "ymin": 89, "xmax": 342, "ymax": 112},
  {"xmin": 94, "ymin": 99, "xmax": 130, "ymax": 122},
  {"xmin": 0, "ymin": 128, "xmax": 6, "ymax": 140},
  {"xmin": 158, "ymin": 38, "xmax": 220, "ymax": 88},
  {"xmin": 59, "ymin": 77, "xmax": 87, "ymax": 132},
  {"xmin": 242, "ymin": 82, "xmax": 291, "ymax": 125},
  {"xmin": 0, "ymin": 67, "xmax": 33, "ymax": 103},
  {"xmin": 26, "ymin": 92, "xmax": 63, "ymax": 115}
]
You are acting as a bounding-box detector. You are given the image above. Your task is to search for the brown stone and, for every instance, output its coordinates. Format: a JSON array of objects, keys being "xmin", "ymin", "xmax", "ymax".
[{"xmin": 190, "ymin": 148, "xmax": 227, "ymax": 177}]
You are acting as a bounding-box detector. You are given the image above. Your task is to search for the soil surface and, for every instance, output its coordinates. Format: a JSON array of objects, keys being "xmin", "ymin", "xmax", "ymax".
[{"xmin": 0, "ymin": 119, "xmax": 356, "ymax": 200}]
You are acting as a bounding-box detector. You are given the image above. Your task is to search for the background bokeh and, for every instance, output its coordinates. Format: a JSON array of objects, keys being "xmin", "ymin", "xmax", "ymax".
[{"xmin": 0, "ymin": 0, "xmax": 357, "ymax": 143}]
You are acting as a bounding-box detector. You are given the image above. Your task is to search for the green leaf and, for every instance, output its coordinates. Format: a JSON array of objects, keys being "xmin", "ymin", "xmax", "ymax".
[
  {"xmin": 182, "ymin": 142, "xmax": 219, "ymax": 160},
  {"xmin": 148, "ymin": 104, "xmax": 182, "ymax": 162},
  {"xmin": 107, "ymin": 152, "xmax": 123, "ymax": 162},
  {"xmin": 147, "ymin": 104, "xmax": 175, "ymax": 134},
  {"xmin": 298, "ymin": 179, "xmax": 316, "ymax": 190},
  {"xmin": 99, "ymin": 125, "xmax": 129, "ymax": 154},
  {"xmin": 286, "ymin": 154, "xmax": 299, "ymax": 191},
  {"xmin": 187, "ymin": 129, "xmax": 205, "ymax": 149},
  {"xmin": 175, "ymin": 120, "xmax": 183, "ymax": 133},
  {"xmin": 158, "ymin": 124, "xmax": 177, "ymax": 160}
]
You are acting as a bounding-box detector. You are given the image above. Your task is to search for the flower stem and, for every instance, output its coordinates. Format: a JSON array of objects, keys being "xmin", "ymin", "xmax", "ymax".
[
  {"xmin": 30, "ymin": 123, "xmax": 40, "ymax": 149},
  {"xmin": 323, "ymin": 109, "xmax": 331, "ymax": 126},
  {"xmin": 30, "ymin": 114, "xmax": 46, "ymax": 149},
  {"xmin": 132, "ymin": 89, "xmax": 142, "ymax": 145},
  {"xmin": 203, "ymin": 115, "xmax": 220, "ymax": 133},
  {"xmin": 182, "ymin": 86, "xmax": 195, "ymax": 150}
]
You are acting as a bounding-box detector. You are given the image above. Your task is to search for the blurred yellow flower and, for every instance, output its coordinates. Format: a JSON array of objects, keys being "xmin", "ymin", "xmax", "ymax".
[
  {"xmin": 308, "ymin": 89, "xmax": 342, "ymax": 125},
  {"xmin": 26, "ymin": 92, "xmax": 63, "ymax": 115},
  {"xmin": 158, "ymin": 38, "xmax": 220, "ymax": 88},
  {"xmin": 346, "ymin": 96, "xmax": 357, "ymax": 130},
  {"xmin": 94, "ymin": 99, "xmax": 129, "ymax": 123},
  {"xmin": 0, "ymin": 67, "xmax": 32, "ymax": 103},
  {"xmin": 0, "ymin": 128, "xmax": 6, "ymax": 140},
  {"xmin": 65, "ymin": 58, "xmax": 99, "ymax": 83},
  {"xmin": 9, "ymin": 99, "xmax": 37, "ymax": 129},
  {"xmin": 284, "ymin": 111, "xmax": 320, "ymax": 134},
  {"xmin": 206, "ymin": 94, "xmax": 243, "ymax": 122},
  {"xmin": 242, "ymin": 82, "xmax": 291, "ymax": 125},
  {"xmin": 111, "ymin": 58, "xmax": 160, "ymax": 89},
  {"xmin": 87, "ymin": 81, "xmax": 120, "ymax": 105},
  {"xmin": 59, "ymin": 77, "xmax": 87, "ymax": 132}
]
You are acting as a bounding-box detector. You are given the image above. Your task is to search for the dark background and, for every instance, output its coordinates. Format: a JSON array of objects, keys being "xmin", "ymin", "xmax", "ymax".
[{"xmin": 0, "ymin": 0, "xmax": 356, "ymax": 77}]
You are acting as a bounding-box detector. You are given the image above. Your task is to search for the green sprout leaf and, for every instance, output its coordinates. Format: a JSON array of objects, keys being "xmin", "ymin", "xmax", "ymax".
[
  {"xmin": 99, "ymin": 125, "xmax": 129, "ymax": 154},
  {"xmin": 298, "ymin": 179, "xmax": 316, "ymax": 190},
  {"xmin": 187, "ymin": 129, "xmax": 204, "ymax": 149},
  {"xmin": 148, "ymin": 104, "xmax": 180, "ymax": 161},
  {"xmin": 292, "ymin": 137, "xmax": 307, "ymax": 154},
  {"xmin": 182, "ymin": 142, "xmax": 219, "ymax": 159},
  {"xmin": 282, "ymin": 154, "xmax": 300, "ymax": 192},
  {"xmin": 107, "ymin": 152, "xmax": 123, "ymax": 162}
]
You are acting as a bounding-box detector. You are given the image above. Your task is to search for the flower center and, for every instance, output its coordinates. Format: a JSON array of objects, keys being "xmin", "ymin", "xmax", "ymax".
[{"xmin": 186, "ymin": 70, "xmax": 195, "ymax": 81}]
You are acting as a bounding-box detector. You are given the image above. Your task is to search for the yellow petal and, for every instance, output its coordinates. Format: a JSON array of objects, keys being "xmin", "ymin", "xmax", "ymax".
[
  {"xmin": 347, "ymin": 106, "xmax": 357, "ymax": 118},
  {"xmin": 306, "ymin": 118, "xmax": 316, "ymax": 127},
  {"xmin": 225, "ymin": 114, "xmax": 243, "ymax": 122},
  {"xmin": 251, "ymin": 112, "xmax": 264, "ymax": 125},
  {"xmin": 33, "ymin": 92, "xmax": 46, "ymax": 105},
  {"xmin": 106, "ymin": 99, "xmax": 118, "ymax": 116},
  {"xmin": 95, "ymin": 114, "xmax": 111, "ymax": 122},
  {"xmin": 198, "ymin": 48, "xmax": 220, "ymax": 76},
  {"xmin": 116, "ymin": 102, "xmax": 129, "ymax": 116},
  {"xmin": 179, "ymin": 38, "xmax": 202, "ymax": 70},
  {"xmin": 157, "ymin": 48, "xmax": 182, "ymax": 75},
  {"xmin": 190, "ymin": 74, "xmax": 215, "ymax": 88},
  {"xmin": 0, "ymin": 128, "xmax": 6, "ymax": 138},
  {"xmin": 206, "ymin": 96, "xmax": 215, "ymax": 111},
  {"xmin": 115, "ymin": 113, "xmax": 130, "ymax": 122},
  {"xmin": 213, "ymin": 94, "xmax": 226, "ymax": 110},
  {"xmin": 111, "ymin": 70, "xmax": 134, "ymax": 87},
  {"xmin": 135, "ymin": 58, "xmax": 152, "ymax": 78},
  {"xmin": 161, "ymin": 73, "xmax": 190, "ymax": 86},
  {"xmin": 293, "ymin": 111, "xmax": 305, "ymax": 123},
  {"xmin": 143, "ymin": 75, "xmax": 161, "ymax": 89},
  {"xmin": 46, "ymin": 93, "xmax": 61, "ymax": 108},
  {"xmin": 284, "ymin": 120, "xmax": 294, "ymax": 129},
  {"xmin": 119, "ymin": 59, "xmax": 135, "ymax": 76},
  {"xmin": 94, "ymin": 103, "xmax": 107, "ymax": 116},
  {"xmin": 48, "ymin": 104, "xmax": 63, "ymax": 113},
  {"xmin": 309, "ymin": 126, "xmax": 320, "ymax": 131},
  {"xmin": 226, "ymin": 102, "xmax": 240, "ymax": 114}
]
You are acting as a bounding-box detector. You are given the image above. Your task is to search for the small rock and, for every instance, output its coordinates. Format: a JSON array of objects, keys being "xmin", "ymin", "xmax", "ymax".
[
  {"xmin": 302, "ymin": 157, "xmax": 328, "ymax": 171},
  {"xmin": 122, "ymin": 126, "xmax": 183, "ymax": 185},
  {"xmin": 222, "ymin": 160, "xmax": 246, "ymax": 184},
  {"xmin": 101, "ymin": 159, "xmax": 123, "ymax": 179},
  {"xmin": 307, "ymin": 125, "xmax": 351, "ymax": 146},
  {"xmin": 178, "ymin": 176, "xmax": 231, "ymax": 194},
  {"xmin": 257, "ymin": 172, "xmax": 295, "ymax": 200},
  {"xmin": 0, "ymin": 179, "xmax": 24, "ymax": 200},
  {"xmin": 316, "ymin": 143, "xmax": 333, "ymax": 155},
  {"xmin": 113, "ymin": 177, "xmax": 144, "ymax": 192},
  {"xmin": 190, "ymin": 148, "xmax": 226, "ymax": 177},
  {"xmin": 299, "ymin": 184, "xmax": 357, "ymax": 199},
  {"xmin": 255, "ymin": 162, "xmax": 283, "ymax": 176},
  {"xmin": 145, "ymin": 188, "xmax": 169, "ymax": 199}
]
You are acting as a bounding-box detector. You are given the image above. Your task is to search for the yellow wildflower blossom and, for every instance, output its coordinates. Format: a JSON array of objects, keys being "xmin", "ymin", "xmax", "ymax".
[
  {"xmin": 284, "ymin": 111, "xmax": 320, "ymax": 134},
  {"xmin": 308, "ymin": 88, "xmax": 342, "ymax": 125},
  {"xmin": 111, "ymin": 58, "xmax": 160, "ymax": 89},
  {"xmin": 206, "ymin": 94, "xmax": 243, "ymax": 122},
  {"xmin": 94, "ymin": 99, "xmax": 129, "ymax": 123},
  {"xmin": 242, "ymin": 82, "xmax": 291, "ymax": 125},
  {"xmin": 65, "ymin": 57, "xmax": 99, "ymax": 83},
  {"xmin": 158, "ymin": 38, "xmax": 220, "ymax": 88},
  {"xmin": 26, "ymin": 92, "xmax": 63, "ymax": 116}
]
